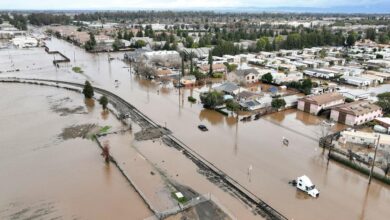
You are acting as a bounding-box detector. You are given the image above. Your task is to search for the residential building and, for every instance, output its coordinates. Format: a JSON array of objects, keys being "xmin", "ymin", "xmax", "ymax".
[
  {"xmin": 330, "ymin": 101, "xmax": 382, "ymax": 126},
  {"xmin": 341, "ymin": 76, "xmax": 371, "ymax": 87},
  {"xmin": 180, "ymin": 75, "xmax": 196, "ymax": 86},
  {"xmin": 198, "ymin": 63, "xmax": 227, "ymax": 75},
  {"xmin": 214, "ymin": 82, "xmax": 242, "ymax": 96},
  {"xmin": 236, "ymin": 68, "xmax": 260, "ymax": 84},
  {"xmin": 303, "ymin": 68, "xmax": 338, "ymax": 79},
  {"xmin": 340, "ymin": 130, "xmax": 390, "ymax": 152},
  {"xmin": 297, "ymin": 92, "xmax": 344, "ymax": 115},
  {"xmin": 236, "ymin": 91, "xmax": 262, "ymax": 102}
]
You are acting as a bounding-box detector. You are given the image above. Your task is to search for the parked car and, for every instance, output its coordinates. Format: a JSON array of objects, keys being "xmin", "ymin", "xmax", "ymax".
[{"xmin": 198, "ymin": 125, "xmax": 208, "ymax": 131}]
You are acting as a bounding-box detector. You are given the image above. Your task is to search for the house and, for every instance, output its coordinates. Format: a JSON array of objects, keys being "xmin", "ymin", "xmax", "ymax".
[
  {"xmin": 214, "ymin": 82, "xmax": 242, "ymax": 96},
  {"xmin": 330, "ymin": 101, "xmax": 382, "ymax": 126},
  {"xmin": 284, "ymin": 94, "xmax": 302, "ymax": 108},
  {"xmin": 339, "ymin": 130, "xmax": 390, "ymax": 152},
  {"xmin": 144, "ymin": 50, "xmax": 181, "ymax": 63},
  {"xmin": 236, "ymin": 91, "xmax": 262, "ymax": 102},
  {"xmin": 366, "ymin": 70, "xmax": 390, "ymax": 80},
  {"xmin": 11, "ymin": 36, "xmax": 38, "ymax": 48},
  {"xmin": 240, "ymin": 100, "xmax": 263, "ymax": 111},
  {"xmin": 273, "ymin": 72, "xmax": 304, "ymax": 85},
  {"xmin": 341, "ymin": 76, "xmax": 371, "ymax": 87},
  {"xmin": 180, "ymin": 75, "xmax": 196, "ymax": 86},
  {"xmin": 304, "ymin": 69, "xmax": 338, "ymax": 79},
  {"xmin": 236, "ymin": 68, "xmax": 260, "ymax": 84},
  {"xmin": 361, "ymin": 74, "xmax": 384, "ymax": 85},
  {"xmin": 156, "ymin": 68, "xmax": 173, "ymax": 78},
  {"xmin": 298, "ymin": 92, "xmax": 344, "ymax": 115},
  {"xmin": 375, "ymin": 117, "xmax": 390, "ymax": 129},
  {"xmin": 198, "ymin": 63, "xmax": 227, "ymax": 75}
]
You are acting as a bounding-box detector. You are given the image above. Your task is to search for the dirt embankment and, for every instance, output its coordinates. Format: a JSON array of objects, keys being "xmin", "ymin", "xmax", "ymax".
[
  {"xmin": 59, "ymin": 124, "xmax": 100, "ymax": 140},
  {"xmin": 134, "ymin": 127, "xmax": 171, "ymax": 141}
]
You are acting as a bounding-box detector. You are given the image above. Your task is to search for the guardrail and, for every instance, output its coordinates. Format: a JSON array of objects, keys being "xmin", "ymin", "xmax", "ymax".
[{"xmin": 1, "ymin": 77, "xmax": 288, "ymax": 220}]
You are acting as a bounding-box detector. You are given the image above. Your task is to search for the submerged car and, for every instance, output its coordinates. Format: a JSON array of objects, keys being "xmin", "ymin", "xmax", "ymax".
[{"xmin": 198, "ymin": 125, "xmax": 208, "ymax": 131}]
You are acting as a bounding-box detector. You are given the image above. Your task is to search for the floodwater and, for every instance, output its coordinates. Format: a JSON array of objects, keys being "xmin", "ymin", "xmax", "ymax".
[
  {"xmin": 1, "ymin": 37, "xmax": 390, "ymax": 219},
  {"xmin": 0, "ymin": 84, "xmax": 152, "ymax": 220}
]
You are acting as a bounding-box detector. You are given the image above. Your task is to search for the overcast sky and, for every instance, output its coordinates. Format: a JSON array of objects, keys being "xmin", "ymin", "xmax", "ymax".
[{"xmin": 0, "ymin": 0, "xmax": 386, "ymax": 10}]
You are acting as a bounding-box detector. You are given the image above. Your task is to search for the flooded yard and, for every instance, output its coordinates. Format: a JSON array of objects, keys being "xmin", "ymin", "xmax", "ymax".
[
  {"xmin": 1, "ymin": 38, "xmax": 390, "ymax": 220},
  {"xmin": 0, "ymin": 84, "xmax": 152, "ymax": 220}
]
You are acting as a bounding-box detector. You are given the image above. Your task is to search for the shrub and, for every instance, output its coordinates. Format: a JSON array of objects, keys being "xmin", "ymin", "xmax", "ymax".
[
  {"xmin": 188, "ymin": 96, "xmax": 196, "ymax": 103},
  {"xmin": 72, "ymin": 66, "xmax": 83, "ymax": 73}
]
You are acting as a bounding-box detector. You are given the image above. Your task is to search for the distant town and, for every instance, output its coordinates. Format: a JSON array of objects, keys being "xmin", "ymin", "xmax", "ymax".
[{"xmin": 1, "ymin": 10, "xmax": 390, "ymax": 220}]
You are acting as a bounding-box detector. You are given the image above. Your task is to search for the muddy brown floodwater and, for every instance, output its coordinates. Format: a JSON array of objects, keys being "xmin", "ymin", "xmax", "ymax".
[
  {"xmin": 0, "ymin": 84, "xmax": 152, "ymax": 220},
  {"xmin": 1, "ymin": 37, "xmax": 390, "ymax": 220}
]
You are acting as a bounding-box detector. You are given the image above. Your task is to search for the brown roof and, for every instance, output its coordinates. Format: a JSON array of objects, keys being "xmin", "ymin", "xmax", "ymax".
[
  {"xmin": 236, "ymin": 91, "xmax": 262, "ymax": 100},
  {"xmin": 156, "ymin": 69, "xmax": 172, "ymax": 76},
  {"xmin": 198, "ymin": 63, "xmax": 227, "ymax": 72},
  {"xmin": 300, "ymin": 92, "xmax": 344, "ymax": 105},
  {"xmin": 331, "ymin": 101, "xmax": 382, "ymax": 116}
]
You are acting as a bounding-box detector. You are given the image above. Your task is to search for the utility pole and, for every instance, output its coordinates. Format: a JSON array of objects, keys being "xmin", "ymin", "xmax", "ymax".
[{"xmin": 368, "ymin": 135, "xmax": 380, "ymax": 184}]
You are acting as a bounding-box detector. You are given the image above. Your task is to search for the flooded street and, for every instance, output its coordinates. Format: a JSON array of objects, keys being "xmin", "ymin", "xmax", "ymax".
[
  {"xmin": 1, "ymin": 38, "xmax": 390, "ymax": 219},
  {"xmin": 0, "ymin": 84, "xmax": 152, "ymax": 220}
]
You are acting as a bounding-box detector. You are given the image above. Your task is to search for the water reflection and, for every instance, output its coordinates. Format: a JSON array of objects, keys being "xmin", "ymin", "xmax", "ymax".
[
  {"xmin": 199, "ymin": 109, "xmax": 224, "ymax": 125},
  {"xmin": 84, "ymin": 98, "xmax": 95, "ymax": 113}
]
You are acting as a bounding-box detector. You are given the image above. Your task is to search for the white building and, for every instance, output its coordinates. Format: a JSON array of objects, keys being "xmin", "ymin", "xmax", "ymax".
[
  {"xmin": 340, "ymin": 130, "xmax": 390, "ymax": 152},
  {"xmin": 330, "ymin": 101, "xmax": 382, "ymax": 126},
  {"xmin": 298, "ymin": 92, "xmax": 344, "ymax": 115},
  {"xmin": 341, "ymin": 76, "xmax": 371, "ymax": 87},
  {"xmin": 11, "ymin": 36, "xmax": 38, "ymax": 48}
]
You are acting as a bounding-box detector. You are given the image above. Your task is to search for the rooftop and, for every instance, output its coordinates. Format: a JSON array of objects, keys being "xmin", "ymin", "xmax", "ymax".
[
  {"xmin": 332, "ymin": 101, "xmax": 381, "ymax": 116},
  {"xmin": 300, "ymin": 92, "xmax": 344, "ymax": 105}
]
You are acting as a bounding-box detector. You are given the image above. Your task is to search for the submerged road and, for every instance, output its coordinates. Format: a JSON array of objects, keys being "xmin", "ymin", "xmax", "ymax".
[{"xmin": 0, "ymin": 77, "xmax": 288, "ymax": 220}]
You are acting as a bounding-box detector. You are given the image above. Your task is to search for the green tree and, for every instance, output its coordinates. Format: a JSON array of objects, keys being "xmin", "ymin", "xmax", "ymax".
[
  {"xmin": 136, "ymin": 30, "xmax": 143, "ymax": 37},
  {"xmin": 99, "ymin": 95, "xmax": 109, "ymax": 110},
  {"xmin": 261, "ymin": 73, "xmax": 273, "ymax": 84},
  {"xmin": 346, "ymin": 32, "xmax": 357, "ymax": 47},
  {"xmin": 366, "ymin": 28, "xmax": 376, "ymax": 41},
  {"xmin": 163, "ymin": 41, "xmax": 170, "ymax": 50},
  {"xmin": 112, "ymin": 38, "xmax": 123, "ymax": 51},
  {"xmin": 319, "ymin": 49, "xmax": 327, "ymax": 58},
  {"xmin": 208, "ymin": 52, "xmax": 213, "ymax": 76},
  {"xmin": 85, "ymin": 32, "xmax": 96, "ymax": 51},
  {"xmin": 301, "ymin": 78, "xmax": 313, "ymax": 94},
  {"xmin": 134, "ymin": 40, "xmax": 146, "ymax": 48},
  {"xmin": 117, "ymin": 31, "xmax": 123, "ymax": 39},
  {"xmin": 271, "ymin": 98, "xmax": 286, "ymax": 109},
  {"xmin": 379, "ymin": 34, "xmax": 389, "ymax": 44},
  {"xmin": 200, "ymin": 91, "xmax": 224, "ymax": 109},
  {"xmin": 226, "ymin": 99, "xmax": 240, "ymax": 112},
  {"xmin": 83, "ymin": 81, "xmax": 94, "ymax": 99},
  {"xmin": 256, "ymin": 37, "xmax": 271, "ymax": 52},
  {"xmin": 376, "ymin": 92, "xmax": 390, "ymax": 115}
]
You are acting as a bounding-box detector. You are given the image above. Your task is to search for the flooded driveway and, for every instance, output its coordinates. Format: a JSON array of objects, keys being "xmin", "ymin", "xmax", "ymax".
[
  {"xmin": 0, "ymin": 84, "xmax": 152, "ymax": 220},
  {"xmin": 1, "ymin": 38, "xmax": 390, "ymax": 219}
]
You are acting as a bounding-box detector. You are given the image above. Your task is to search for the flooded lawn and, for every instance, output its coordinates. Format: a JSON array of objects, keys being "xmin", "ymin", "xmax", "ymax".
[
  {"xmin": 0, "ymin": 84, "xmax": 152, "ymax": 220},
  {"xmin": 1, "ymin": 38, "xmax": 390, "ymax": 220}
]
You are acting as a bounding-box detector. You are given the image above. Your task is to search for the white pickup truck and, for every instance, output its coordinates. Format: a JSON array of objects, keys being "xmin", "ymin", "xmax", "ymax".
[{"xmin": 296, "ymin": 175, "xmax": 320, "ymax": 198}]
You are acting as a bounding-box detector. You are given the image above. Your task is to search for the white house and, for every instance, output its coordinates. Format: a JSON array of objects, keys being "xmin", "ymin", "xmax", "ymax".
[
  {"xmin": 341, "ymin": 76, "xmax": 371, "ymax": 87},
  {"xmin": 330, "ymin": 101, "xmax": 382, "ymax": 126},
  {"xmin": 235, "ymin": 68, "xmax": 260, "ymax": 84},
  {"xmin": 340, "ymin": 130, "xmax": 390, "ymax": 152},
  {"xmin": 11, "ymin": 36, "xmax": 38, "ymax": 48}
]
